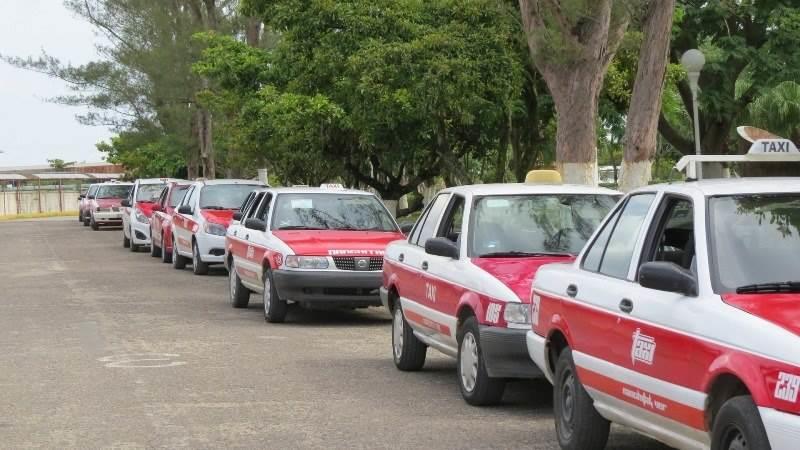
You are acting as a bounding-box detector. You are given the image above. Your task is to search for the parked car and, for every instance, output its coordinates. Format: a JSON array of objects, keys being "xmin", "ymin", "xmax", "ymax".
[
  {"xmin": 79, "ymin": 183, "xmax": 100, "ymax": 226},
  {"xmin": 86, "ymin": 182, "xmax": 133, "ymax": 230},
  {"xmin": 172, "ymin": 179, "xmax": 266, "ymax": 275},
  {"xmin": 381, "ymin": 171, "xmax": 620, "ymax": 406},
  {"xmin": 527, "ymin": 176, "xmax": 800, "ymax": 449},
  {"xmin": 121, "ymin": 178, "xmax": 171, "ymax": 252},
  {"xmin": 149, "ymin": 180, "xmax": 190, "ymax": 262},
  {"xmin": 225, "ymin": 185, "xmax": 404, "ymax": 322}
]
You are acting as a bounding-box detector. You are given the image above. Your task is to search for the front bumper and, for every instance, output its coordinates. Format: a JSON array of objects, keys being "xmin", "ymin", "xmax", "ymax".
[
  {"xmin": 380, "ymin": 286, "xmax": 390, "ymax": 310},
  {"xmin": 195, "ymin": 232, "xmax": 226, "ymax": 264},
  {"xmin": 479, "ymin": 326, "xmax": 543, "ymax": 379},
  {"xmin": 272, "ymin": 270, "xmax": 382, "ymax": 307},
  {"xmin": 131, "ymin": 219, "xmax": 151, "ymax": 245},
  {"xmin": 760, "ymin": 406, "xmax": 800, "ymax": 449},
  {"xmin": 93, "ymin": 211, "xmax": 123, "ymax": 223}
]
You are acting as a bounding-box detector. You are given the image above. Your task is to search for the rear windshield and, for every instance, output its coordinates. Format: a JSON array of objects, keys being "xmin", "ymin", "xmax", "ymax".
[
  {"xmin": 96, "ymin": 185, "xmax": 132, "ymax": 199},
  {"xmin": 199, "ymin": 184, "xmax": 261, "ymax": 210},
  {"xmin": 137, "ymin": 183, "xmax": 165, "ymax": 202},
  {"xmin": 271, "ymin": 193, "xmax": 397, "ymax": 231},
  {"xmin": 169, "ymin": 185, "xmax": 190, "ymax": 208}
]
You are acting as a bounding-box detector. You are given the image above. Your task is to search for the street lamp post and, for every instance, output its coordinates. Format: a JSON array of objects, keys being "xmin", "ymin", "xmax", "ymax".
[{"xmin": 681, "ymin": 49, "xmax": 706, "ymax": 179}]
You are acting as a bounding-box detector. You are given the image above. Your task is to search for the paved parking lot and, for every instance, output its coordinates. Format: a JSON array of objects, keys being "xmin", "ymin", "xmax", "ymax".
[{"xmin": 0, "ymin": 219, "xmax": 670, "ymax": 449}]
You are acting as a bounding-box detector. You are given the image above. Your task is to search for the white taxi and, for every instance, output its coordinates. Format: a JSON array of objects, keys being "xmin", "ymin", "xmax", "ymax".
[
  {"xmin": 121, "ymin": 178, "xmax": 171, "ymax": 251},
  {"xmin": 225, "ymin": 185, "xmax": 404, "ymax": 322},
  {"xmin": 526, "ymin": 142, "xmax": 800, "ymax": 449},
  {"xmin": 382, "ymin": 172, "xmax": 620, "ymax": 405}
]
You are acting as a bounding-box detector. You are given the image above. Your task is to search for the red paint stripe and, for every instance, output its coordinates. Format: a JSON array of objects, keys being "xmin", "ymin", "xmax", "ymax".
[
  {"xmin": 404, "ymin": 309, "xmax": 451, "ymax": 336},
  {"xmin": 576, "ymin": 366, "xmax": 706, "ymax": 431}
]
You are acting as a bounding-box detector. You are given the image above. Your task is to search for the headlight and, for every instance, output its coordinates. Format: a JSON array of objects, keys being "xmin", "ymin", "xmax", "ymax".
[
  {"xmin": 134, "ymin": 208, "xmax": 149, "ymax": 223},
  {"xmin": 284, "ymin": 255, "xmax": 329, "ymax": 269},
  {"xmin": 503, "ymin": 303, "xmax": 530, "ymax": 325},
  {"xmin": 204, "ymin": 222, "xmax": 226, "ymax": 236}
]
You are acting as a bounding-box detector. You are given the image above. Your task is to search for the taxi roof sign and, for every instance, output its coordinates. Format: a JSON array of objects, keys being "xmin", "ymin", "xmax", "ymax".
[
  {"xmin": 320, "ymin": 183, "xmax": 345, "ymax": 189},
  {"xmin": 524, "ymin": 170, "xmax": 562, "ymax": 185},
  {"xmin": 747, "ymin": 138, "xmax": 799, "ymax": 154}
]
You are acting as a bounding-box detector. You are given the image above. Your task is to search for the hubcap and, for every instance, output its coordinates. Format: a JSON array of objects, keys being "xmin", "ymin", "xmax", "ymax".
[
  {"xmin": 726, "ymin": 428, "xmax": 748, "ymax": 450},
  {"xmin": 263, "ymin": 275, "xmax": 272, "ymax": 314},
  {"xmin": 459, "ymin": 332, "xmax": 479, "ymax": 393},
  {"xmin": 393, "ymin": 307, "xmax": 404, "ymax": 360},
  {"xmin": 229, "ymin": 264, "xmax": 237, "ymax": 299},
  {"xmin": 193, "ymin": 245, "xmax": 199, "ymax": 267},
  {"xmin": 558, "ymin": 370, "xmax": 576, "ymax": 440}
]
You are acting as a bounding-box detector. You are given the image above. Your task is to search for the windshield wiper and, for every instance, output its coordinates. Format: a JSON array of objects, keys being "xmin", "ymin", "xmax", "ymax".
[
  {"xmin": 736, "ymin": 281, "xmax": 800, "ymax": 294},
  {"xmin": 277, "ymin": 225, "xmax": 328, "ymax": 230},
  {"xmin": 333, "ymin": 226, "xmax": 388, "ymax": 231},
  {"xmin": 201, "ymin": 206, "xmax": 231, "ymax": 210},
  {"xmin": 477, "ymin": 251, "xmax": 572, "ymax": 258}
]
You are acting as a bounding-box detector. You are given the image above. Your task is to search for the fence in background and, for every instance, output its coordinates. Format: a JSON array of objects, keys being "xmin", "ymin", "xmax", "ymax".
[{"xmin": 0, "ymin": 183, "xmax": 88, "ymax": 216}]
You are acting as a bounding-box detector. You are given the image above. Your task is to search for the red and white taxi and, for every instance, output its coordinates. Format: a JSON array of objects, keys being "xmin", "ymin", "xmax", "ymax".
[
  {"xmin": 86, "ymin": 182, "xmax": 133, "ymax": 230},
  {"xmin": 121, "ymin": 178, "xmax": 171, "ymax": 251},
  {"xmin": 527, "ymin": 147, "xmax": 800, "ymax": 449},
  {"xmin": 79, "ymin": 183, "xmax": 100, "ymax": 226},
  {"xmin": 225, "ymin": 186, "xmax": 404, "ymax": 323},
  {"xmin": 382, "ymin": 172, "xmax": 620, "ymax": 405},
  {"xmin": 149, "ymin": 180, "xmax": 190, "ymax": 262},
  {"xmin": 171, "ymin": 179, "xmax": 266, "ymax": 275}
]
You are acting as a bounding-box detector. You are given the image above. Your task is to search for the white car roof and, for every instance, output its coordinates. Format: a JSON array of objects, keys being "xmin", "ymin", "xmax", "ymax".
[
  {"xmin": 439, "ymin": 183, "xmax": 621, "ymax": 197},
  {"xmin": 635, "ymin": 177, "xmax": 800, "ymax": 197},
  {"xmin": 194, "ymin": 179, "xmax": 266, "ymax": 187},
  {"xmin": 269, "ymin": 187, "xmax": 376, "ymax": 196},
  {"xmin": 135, "ymin": 178, "xmax": 178, "ymax": 185}
]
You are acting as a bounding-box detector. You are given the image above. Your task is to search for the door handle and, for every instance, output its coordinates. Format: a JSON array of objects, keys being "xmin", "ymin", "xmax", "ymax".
[
  {"xmin": 619, "ymin": 298, "xmax": 634, "ymax": 314},
  {"xmin": 566, "ymin": 284, "xmax": 578, "ymax": 297},
  {"xmin": 421, "ymin": 261, "xmax": 428, "ymax": 271},
  {"xmin": 245, "ymin": 234, "xmax": 249, "ymax": 240},
  {"xmin": 399, "ymin": 253, "xmax": 404, "ymax": 262},
  {"xmin": 233, "ymin": 230, "xmax": 238, "ymax": 237}
]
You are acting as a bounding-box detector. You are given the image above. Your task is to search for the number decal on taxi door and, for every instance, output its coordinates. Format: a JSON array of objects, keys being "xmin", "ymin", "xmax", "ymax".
[
  {"xmin": 485, "ymin": 303, "xmax": 501, "ymax": 324},
  {"xmin": 425, "ymin": 283, "xmax": 437, "ymax": 303}
]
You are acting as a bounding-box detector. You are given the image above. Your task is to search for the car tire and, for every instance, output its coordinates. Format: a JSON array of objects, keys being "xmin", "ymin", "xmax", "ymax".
[
  {"xmin": 392, "ymin": 302, "xmax": 427, "ymax": 371},
  {"xmin": 78, "ymin": 211, "xmax": 83, "ymax": 223},
  {"xmin": 554, "ymin": 347, "xmax": 610, "ymax": 450},
  {"xmin": 229, "ymin": 260, "xmax": 250, "ymax": 308},
  {"xmin": 711, "ymin": 395, "xmax": 770, "ymax": 450},
  {"xmin": 83, "ymin": 216, "xmax": 90, "ymax": 227},
  {"xmin": 90, "ymin": 215, "xmax": 99, "ymax": 231},
  {"xmin": 456, "ymin": 316, "xmax": 505, "ymax": 406},
  {"xmin": 161, "ymin": 233, "xmax": 172, "ymax": 264},
  {"xmin": 129, "ymin": 227, "xmax": 140, "ymax": 252},
  {"xmin": 172, "ymin": 235, "xmax": 187, "ymax": 270},
  {"xmin": 123, "ymin": 229, "xmax": 130, "ymax": 247},
  {"xmin": 192, "ymin": 241, "xmax": 209, "ymax": 275},
  {"xmin": 150, "ymin": 228, "xmax": 161, "ymax": 258},
  {"xmin": 263, "ymin": 268, "xmax": 287, "ymax": 323}
]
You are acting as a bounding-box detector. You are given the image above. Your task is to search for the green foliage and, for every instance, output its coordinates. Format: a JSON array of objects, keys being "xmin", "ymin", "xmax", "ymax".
[
  {"xmin": 96, "ymin": 126, "xmax": 186, "ymax": 179},
  {"xmin": 46, "ymin": 159, "xmax": 76, "ymax": 170}
]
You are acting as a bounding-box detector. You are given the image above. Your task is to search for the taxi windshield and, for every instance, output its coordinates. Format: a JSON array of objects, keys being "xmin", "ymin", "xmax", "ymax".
[
  {"xmin": 200, "ymin": 184, "xmax": 260, "ymax": 210},
  {"xmin": 96, "ymin": 185, "xmax": 132, "ymax": 199},
  {"xmin": 136, "ymin": 183, "xmax": 165, "ymax": 202},
  {"xmin": 271, "ymin": 193, "xmax": 397, "ymax": 231},
  {"xmin": 469, "ymin": 194, "xmax": 618, "ymax": 257},
  {"xmin": 709, "ymin": 194, "xmax": 800, "ymax": 293}
]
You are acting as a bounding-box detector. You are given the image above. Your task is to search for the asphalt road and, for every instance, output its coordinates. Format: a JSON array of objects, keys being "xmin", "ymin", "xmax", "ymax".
[{"xmin": 0, "ymin": 219, "xmax": 672, "ymax": 449}]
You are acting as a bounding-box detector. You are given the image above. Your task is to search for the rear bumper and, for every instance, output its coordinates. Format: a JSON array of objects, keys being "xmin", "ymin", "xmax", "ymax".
[
  {"xmin": 272, "ymin": 270, "xmax": 382, "ymax": 307},
  {"xmin": 479, "ymin": 326, "xmax": 543, "ymax": 379},
  {"xmin": 760, "ymin": 406, "xmax": 800, "ymax": 449}
]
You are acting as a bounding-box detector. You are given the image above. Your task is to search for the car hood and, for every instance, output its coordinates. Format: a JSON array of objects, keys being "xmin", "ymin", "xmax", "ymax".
[
  {"xmin": 471, "ymin": 256, "xmax": 576, "ymax": 302},
  {"xmin": 722, "ymin": 293, "xmax": 800, "ymax": 337},
  {"xmin": 136, "ymin": 201, "xmax": 159, "ymax": 218},
  {"xmin": 272, "ymin": 230, "xmax": 404, "ymax": 256},
  {"xmin": 200, "ymin": 209, "xmax": 236, "ymax": 227},
  {"xmin": 95, "ymin": 198, "xmax": 122, "ymax": 208}
]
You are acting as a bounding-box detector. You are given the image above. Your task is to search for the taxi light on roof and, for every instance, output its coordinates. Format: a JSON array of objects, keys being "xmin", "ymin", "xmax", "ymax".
[
  {"xmin": 525, "ymin": 170, "xmax": 562, "ymax": 185},
  {"xmin": 320, "ymin": 183, "xmax": 345, "ymax": 189},
  {"xmin": 747, "ymin": 138, "xmax": 799, "ymax": 154}
]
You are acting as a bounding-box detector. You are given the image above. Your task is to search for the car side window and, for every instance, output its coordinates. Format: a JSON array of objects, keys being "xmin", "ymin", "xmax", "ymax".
[
  {"xmin": 246, "ymin": 192, "xmax": 265, "ymax": 219},
  {"xmin": 257, "ymin": 194, "xmax": 273, "ymax": 222},
  {"xmin": 87, "ymin": 185, "xmax": 99, "ymax": 198},
  {"xmin": 642, "ymin": 196, "xmax": 695, "ymax": 273},
  {"xmin": 582, "ymin": 205, "xmax": 623, "ymax": 272},
  {"xmin": 437, "ymin": 195, "xmax": 465, "ymax": 244},
  {"xmin": 411, "ymin": 194, "xmax": 450, "ymax": 247},
  {"xmin": 181, "ymin": 186, "xmax": 195, "ymax": 207},
  {"xmin": 584, "ymin": 194, "xmax": 656, "ymax": 279},
  {"xmin": 239, "ymin": 192, "xmax": 256, "ymax": 216},
  {"xmin": 157, "ymin": 187, "xmax": 168, "ymax": 209}
]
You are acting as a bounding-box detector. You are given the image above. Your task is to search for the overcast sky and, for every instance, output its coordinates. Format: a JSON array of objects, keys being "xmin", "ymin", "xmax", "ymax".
[{"xmin": 0, "ymin": 0, "xmax": 112, "ymax": 167}]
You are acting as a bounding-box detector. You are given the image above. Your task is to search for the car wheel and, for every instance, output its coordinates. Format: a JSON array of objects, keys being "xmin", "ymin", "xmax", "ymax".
[
  {"xmin": 78, "ymin": 211, "xmax": 83, "ymax": 223},
  {"xmin": 161, "ymin": 233, "xmax": 172, "ymax": 264},
  {"xmin": 192, "ymin": 241, "xmax": 209, "ymax": 275},
  {"xmin": 83, "ymin": 215, "xmax": 90, "ymax": 227},
  {"xmin": 392, "ymin": 301, "xmax": 427, "ymax": 371},
  {"xmin": 554, "ymin": 347, "xmax": 610, "ymax": 450},
  {"xmin": 129, "ymin": 227, "xmax": 140, "ymax": 252},
  {"xmin": 122, "ymin": 228, "xmax": 130, "ymax": 247},
  {"xmin": 456, "ymin": 316, "xmax": 505, "ymax": 406},
  {"xmin": 711, "ymin": 396, "xmax": 770, "ymax": 450},
  {"xmin": 263, "ymin": 268, "xmax": 287, "ymax": 323},
  {"xmin": 90, "ymin": 215, "xmax": 99, "ymax": 231},
  {"xmin": 229, "ymin": 260, "xmax": 250, "ymax": 308},
  {"xmin": 172, "ymin": 235, "xmax": 187, "ymax": 270},
  {"xmin": 150, "ymin": 228, "xmax": 161, "ymax": 258}
]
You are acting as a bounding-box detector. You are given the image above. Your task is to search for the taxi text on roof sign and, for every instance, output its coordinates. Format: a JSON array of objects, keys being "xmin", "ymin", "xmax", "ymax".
[{"xmin": 320, "ymin": 183, "xmax": 345, "ymax": 189}]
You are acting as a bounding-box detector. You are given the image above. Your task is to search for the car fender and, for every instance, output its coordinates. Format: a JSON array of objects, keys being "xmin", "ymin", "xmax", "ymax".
[
  {"xmin": 456, "ymin": 290, "xmax": 483, "ymax": 325},
  {"xmin": 702, "ymin": 352, "xmax": 771, "ymax": 407}
]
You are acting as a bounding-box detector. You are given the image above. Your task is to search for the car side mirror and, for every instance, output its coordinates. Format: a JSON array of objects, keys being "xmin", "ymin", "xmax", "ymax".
[
  {"xmin": 79, "ymin": 194, "xmax": 86, "ymax": 199},
  {"xmin": 178, "ymin": 205, "xmax": 193, "ymax": 215},
  {"xmin": 232, "ymin": 212, "xmax": 243, "ymax": 221},
  {"xmin": 425, "ymin": 237, "xmax": 459, "ymax": 259},
  {"xmin": 120, "ymin": 199, "xmax": 130, "ymax": 207},
  {"xmin": 639, "ymin": 261, "xmax": 698, "ymax": 296},
  {"xmin": 400, "ymin": 223, "xmax": 414, "ymax": 235},
  {"xmin": 88, "ymin": 195, "xmax": 96, "ymax": 200},
  {"xmin": 244, "ymin": 218, "xmax": 267, "ymax": 232}
]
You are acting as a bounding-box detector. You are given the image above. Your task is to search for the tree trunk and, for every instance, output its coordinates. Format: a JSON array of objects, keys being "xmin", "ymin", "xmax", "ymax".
[
  {"xmin": 196, "ymin": 106, "xmax": 215, "ymax": 178},
  {"xmin": 246, "ymin": 17, "xmax": 261, "ymax": 47},
  {"xmin": 619, "ymin": 0, "xmax": 674, "ymax": 191}
]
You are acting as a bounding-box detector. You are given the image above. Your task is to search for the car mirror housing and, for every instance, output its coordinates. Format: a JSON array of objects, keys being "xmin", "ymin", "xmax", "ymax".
[
  {"xmin": 178, "ymin": 205, "xmax": 193, "ymax": 215},
  {"xmin": 639, "ymin": 261, "xmax": 698, "ymax": 296},
  {"xmin": 244, "ymin": 218, "xmax": 267, "ymax": 232},
  {"xmin": 79, "ymin": 194, "xmax": 86, "ymax": 199},
  {"xmin": 120, "ymin": 199, "xmax": 130, "ymax": 207},
  {"xmin": 232, "ymin": 212, "xmax": 243, "ymax": 221},
  {"xmin": 424, "ymin": 237, "xmax": 459, "ymax": 259}
]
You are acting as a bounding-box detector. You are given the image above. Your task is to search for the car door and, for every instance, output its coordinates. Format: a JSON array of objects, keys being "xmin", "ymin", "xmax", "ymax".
[
  {"xmin": 174, "ymin": 185, "xmax": 197, "ymax": 256},
  {"xmin": 121, "ymin": 184, "xmax": 135, "ymax": 234},
  {"xmin": 236, "ymin": 191, "xmax": 268, "ymax": 289},
  {"xmin": 152, "ymin": 186, "xmax": 169, "ymax": 248}
]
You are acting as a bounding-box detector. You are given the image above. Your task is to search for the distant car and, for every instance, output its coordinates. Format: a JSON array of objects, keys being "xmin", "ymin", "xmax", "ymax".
[
  {"xmin": 149, "ymin": 180, "xmax": 190, "ymax": 262},
  {"xmin": 171, "ymin": 179, "xmax": 266, "ymax": 275},
  {"xmin": 79, "ymin": 183, "xmax": 100, "ymax": 226},
  {"xmin": 86, "ymin": 182, "xmax": 133, "ymax": 230},
  {"xmin": 225, "ymin": 185, "xmax": 404, "ymax": 323},
  {"xmin": 121, "ymin": 178, "xmax": 171, "ymax": 252},
  {"xmin": 382, "ymin": 172, "xmax": 620, "ymax": 405}
]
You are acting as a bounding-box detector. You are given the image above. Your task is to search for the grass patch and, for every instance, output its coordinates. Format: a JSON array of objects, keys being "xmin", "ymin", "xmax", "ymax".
[{"xmin": 0, "ymin": 211, "xmax": 78, "ymax": 221}]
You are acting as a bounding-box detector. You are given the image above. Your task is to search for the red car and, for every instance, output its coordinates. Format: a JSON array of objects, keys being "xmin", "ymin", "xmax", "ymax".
[
  {"xmin": 149, "ymin": 180, "xmax": 190, "ymax": 263},
  {"xmin": 78, "ymin": 183, "xmax": 100, "ymax": 226}
]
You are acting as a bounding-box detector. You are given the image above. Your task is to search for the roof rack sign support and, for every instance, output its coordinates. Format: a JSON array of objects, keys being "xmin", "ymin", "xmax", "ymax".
[{"xmin": 675, "ymin": 138, "xmax": 800, "ymax": 179}]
